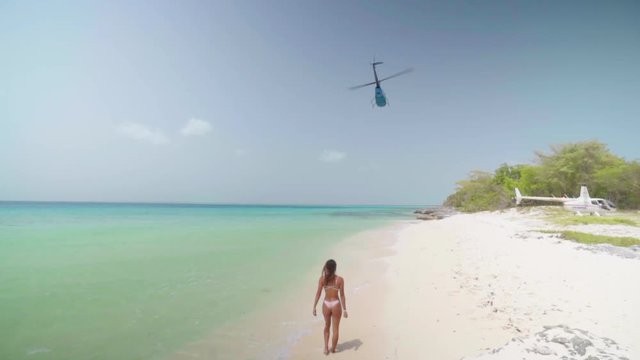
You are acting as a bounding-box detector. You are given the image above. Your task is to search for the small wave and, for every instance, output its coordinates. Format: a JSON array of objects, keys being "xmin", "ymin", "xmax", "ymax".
[
  {"xmin": 272, "ymin": 328, "xmax": 313, "ymax": 360},
  {"xmin": 26, "ymin": 348, "xmax": 52, "ymax": 356},
  {"xmin": 328, "ymin": 210, "xmax": 414, "ymax": 218}
]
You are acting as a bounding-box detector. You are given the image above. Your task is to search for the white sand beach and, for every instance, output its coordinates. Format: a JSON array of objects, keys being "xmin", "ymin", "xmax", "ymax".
[{"xmin": 290, "ymin": 209, "xmax": 640, "ymax": 359}]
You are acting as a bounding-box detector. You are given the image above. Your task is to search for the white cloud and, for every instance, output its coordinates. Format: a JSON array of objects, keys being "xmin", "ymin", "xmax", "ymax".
[
  {"xmin": 116, "ymin": 122, "xmax": 170, "ymax": 145},
  {"xmin": 180, "ymin": 118, "xmax": 212, "ymax": 137},
  {"xmin": 319, "ymin": 150, "xmax": 346, "ymax": 163}
]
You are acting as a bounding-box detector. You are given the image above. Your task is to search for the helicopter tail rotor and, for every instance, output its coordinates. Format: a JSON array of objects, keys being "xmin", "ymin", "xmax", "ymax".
[{"xmin": 371, "ymin": 55, "xmax": 383, "ymax": 67}]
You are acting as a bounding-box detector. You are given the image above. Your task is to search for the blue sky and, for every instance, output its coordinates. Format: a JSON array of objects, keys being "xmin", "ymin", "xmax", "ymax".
[{"xmin": 1, "ymin": 1, "xmax": 639, "ymax": 204}]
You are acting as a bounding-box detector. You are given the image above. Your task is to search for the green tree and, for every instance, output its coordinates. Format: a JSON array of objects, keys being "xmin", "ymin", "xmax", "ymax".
[
  {"xmin": 493, "ymin": 163, "xmax": 521, "ymax": 190},
  {"xmin": 534, "ymin": 141, "xmax": 624, "ymax": 197},
  {"xmin": 444, "ymin": 171, "xmax": 512, "ymax": 212},
  {"xmin": 514, "ymin": 165, "xmax": 544, "ymax": 195},
  {"xmin": 594, "ymin": 161, "xmax": 640, "ymax": 208},
  {"xmin": 444, "ymin": 140, "xmax": 639, "ymax": 211}
]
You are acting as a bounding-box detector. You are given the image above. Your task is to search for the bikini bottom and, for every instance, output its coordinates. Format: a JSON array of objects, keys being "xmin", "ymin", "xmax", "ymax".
[{"xmin": 323, "ymin": 299, "xmax": 340, "ymax": 309}]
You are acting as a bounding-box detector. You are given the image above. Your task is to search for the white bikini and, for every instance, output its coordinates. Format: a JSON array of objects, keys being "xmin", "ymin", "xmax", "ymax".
[{"xmin": 323, "ymin": 277, "xmax": 341, "ymax": 309}]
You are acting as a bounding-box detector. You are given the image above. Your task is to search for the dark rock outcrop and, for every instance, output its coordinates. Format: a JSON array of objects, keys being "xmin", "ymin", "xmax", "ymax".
[{"xmin": 414, "ymin": 207, "xmax": 456, "ymax": 221}]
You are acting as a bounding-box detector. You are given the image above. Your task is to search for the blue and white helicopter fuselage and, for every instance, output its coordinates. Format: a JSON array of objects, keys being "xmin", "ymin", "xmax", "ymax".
[{"xmin": 374, "ymin": 86, "xmax": 387, "ymax": 107}]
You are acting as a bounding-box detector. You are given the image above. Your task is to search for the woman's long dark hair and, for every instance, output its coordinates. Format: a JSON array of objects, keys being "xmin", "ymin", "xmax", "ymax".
[{"xmin": 322, "ymin": 259, "xmax": 337, "ymax": 285}]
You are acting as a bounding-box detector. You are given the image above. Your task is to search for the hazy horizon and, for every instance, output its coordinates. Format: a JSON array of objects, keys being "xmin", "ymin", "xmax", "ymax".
[
  {"xmin": 2, "ymin": 1, "xmax": 639, "ymax": 205},
  {"xmin": 0, "ymin": 200, "xmax": 433, "ymax": 207}
]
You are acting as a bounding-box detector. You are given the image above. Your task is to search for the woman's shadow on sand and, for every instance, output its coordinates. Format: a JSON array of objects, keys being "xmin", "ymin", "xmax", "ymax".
[{"xmin": 336, "ymin": 339, "xmax": 363, "ymax": 352}]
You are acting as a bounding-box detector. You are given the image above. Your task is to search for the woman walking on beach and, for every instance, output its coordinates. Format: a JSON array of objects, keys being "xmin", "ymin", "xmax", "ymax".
[{"xmin": 313, "ymin": 259, "xmax": 348, "ymax": 355}]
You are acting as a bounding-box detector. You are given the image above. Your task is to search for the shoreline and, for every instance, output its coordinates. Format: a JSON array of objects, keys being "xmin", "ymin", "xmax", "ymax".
[
  {"xmin": 288, "ymin": 221, "xmax": 411, "ymax": 359},
  {"xmin": 291, "ymin": 209, "xmax": 640, "ymax": 359},
  {"xmin": 169, "ymin": 220, "xmax": 411, "ymax": 360}
]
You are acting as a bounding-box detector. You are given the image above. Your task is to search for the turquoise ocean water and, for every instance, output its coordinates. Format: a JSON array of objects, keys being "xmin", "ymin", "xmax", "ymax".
[{"xmin": 0, "ymin": 202, "xmax": 414, "ymax": 359}]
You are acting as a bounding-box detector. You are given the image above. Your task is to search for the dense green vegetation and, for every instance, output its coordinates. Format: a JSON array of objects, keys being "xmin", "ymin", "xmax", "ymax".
[
  {"xmin": 539, "ymin": 230, "xmax": 640, "ymax": 247},
  {"xmin": 445, "ymin": 141, "xmax": 640, "ymax": 212},
  {"xmin": 550, "ymin": 215, "xmax": 638, "ymax": 227}
]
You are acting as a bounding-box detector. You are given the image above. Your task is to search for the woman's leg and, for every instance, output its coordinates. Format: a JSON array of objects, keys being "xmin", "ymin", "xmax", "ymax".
[
  {"xmin": 330, "ymin": 306, "xmax": 342, "ymax": 352},
  {"xmin": 322, "ymin": 302, "xmax": 331, "ymax": 355}
]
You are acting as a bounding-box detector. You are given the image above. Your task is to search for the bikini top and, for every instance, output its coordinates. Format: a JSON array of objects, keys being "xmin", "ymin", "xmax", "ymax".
[{"xmin": 323, "ymin": 276, "xmax": 340, "ymax": 291}]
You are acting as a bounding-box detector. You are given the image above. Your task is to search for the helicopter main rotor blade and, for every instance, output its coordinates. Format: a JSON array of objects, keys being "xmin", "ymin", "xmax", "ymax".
[
  {"xmin": 348, "ymin": 81, "xmax": 377, "ymax": 90},
  {"xmin": 378, "ymin": 68, "xmax": 413, "ymax": 83}
]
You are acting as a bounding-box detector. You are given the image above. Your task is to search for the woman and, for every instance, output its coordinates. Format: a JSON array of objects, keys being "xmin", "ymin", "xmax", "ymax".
[{"xmin": 313, "ymin": 259, "xmax": 348, "ymax": 355}]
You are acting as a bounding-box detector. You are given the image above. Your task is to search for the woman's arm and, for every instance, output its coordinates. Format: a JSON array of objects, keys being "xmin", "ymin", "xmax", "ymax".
[
  {"xmin": 340, "ymin": 277, "xmax": 348, "ymax": 318},
  {"xmin": 312, "ymin": 276, "xmax": 323, "ymax": 316}
]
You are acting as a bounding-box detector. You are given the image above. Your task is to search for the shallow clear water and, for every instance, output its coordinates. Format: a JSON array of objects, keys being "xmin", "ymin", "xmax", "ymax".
[{"xmin": 0, "ymin": 202, "xmax": 414, "ymax": 359}]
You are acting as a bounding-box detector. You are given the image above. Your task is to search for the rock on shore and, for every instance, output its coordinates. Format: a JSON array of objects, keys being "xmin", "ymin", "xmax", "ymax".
[{"xmin": 413, "ymin": 206, "xmax": 456, "ymax": 220}]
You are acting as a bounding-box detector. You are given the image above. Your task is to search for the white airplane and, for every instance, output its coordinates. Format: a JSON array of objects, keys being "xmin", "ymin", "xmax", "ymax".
[{"xmin": 514, "ymin": 185, "xmax": 616, "ymax": 216}]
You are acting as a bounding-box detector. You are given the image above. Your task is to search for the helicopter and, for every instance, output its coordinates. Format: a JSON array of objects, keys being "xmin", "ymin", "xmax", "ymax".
[
  {"xmin": 515, "ymin": 185, "xmax": 616, "ymax": 216},
  {"xmin": 349, "ymin": 60, "xmax": 412, "ymax": 107}
]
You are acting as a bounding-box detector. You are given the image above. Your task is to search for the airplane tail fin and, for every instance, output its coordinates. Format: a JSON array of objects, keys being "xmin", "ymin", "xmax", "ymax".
[
  {"xmin": 515, "ymin": 188, "xmax": 522, "ymax": 205},
  {"xmin": 579, "ymin": 185, "xmax": 590, "ymax": 200}
]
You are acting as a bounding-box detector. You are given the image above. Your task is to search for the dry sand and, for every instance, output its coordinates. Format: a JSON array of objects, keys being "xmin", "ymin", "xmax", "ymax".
[{"xmin": 290, "ymin": 209, "xmax": 640, "ymax": 359}]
